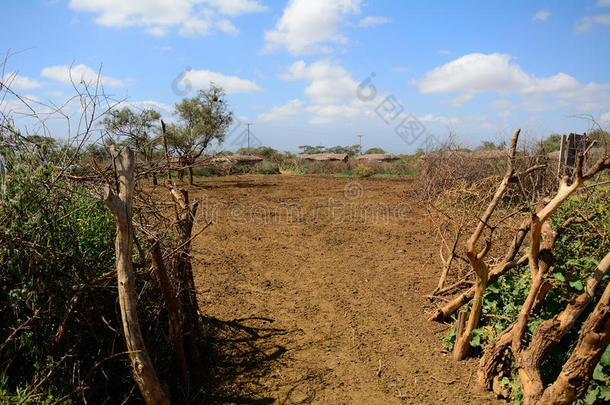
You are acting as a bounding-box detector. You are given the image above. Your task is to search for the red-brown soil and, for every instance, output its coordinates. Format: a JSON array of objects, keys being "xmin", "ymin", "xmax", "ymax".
[{"xmin": 188, "ymin": 174, "xmax": 499, "ymax": 404}]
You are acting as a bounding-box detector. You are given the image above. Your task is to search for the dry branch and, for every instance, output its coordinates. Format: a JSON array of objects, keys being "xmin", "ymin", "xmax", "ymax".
[
  {"xmin": 104, "ymin": 148, "xmax": 169, "ymax": 405},
  {"xmin": 453, "ymin": 128, "xmax": 521, "ymax": 360}
]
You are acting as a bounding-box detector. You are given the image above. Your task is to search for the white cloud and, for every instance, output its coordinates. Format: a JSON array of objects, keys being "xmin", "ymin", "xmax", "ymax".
[
  {"xmin": 417, "ymin": 53, "xmax": 610, "ymax": 106},
  {"xmin": 181, "ymin": 69, "xmax": 261, "ymax": 93},
  {"xmin": 600, "ymin": 111, "xmax": 610, "ymax": 125},
  {"xmin": 281, "ymin": 59, "xmax": 359, "ymax": 104},
  {"xmin": 41, "ymin": 64, "xmax": 124, "ymax": 87},
  {"xmin": 216, "ymin": 19, "xmax": 239, "ymax": 35},
  {"xmin": 498, "ymin": 110, "xmax": 512, "ymax": 118},
  {"xmin": 305, "ymin": 103, "xmax": 364, "ymax": 124},
  {"xmin": 178, "ymin": 15, "xmax": 213, "ymax": 37},
  {"xmin": 202, "ymin": 0, "xmax": 267, "ymax": 16},
  {"xmin": 417, "ymin": 113, "xmax": 462, "ymax": 127},
  {"xmin": 489, "ymin": 99, "xmax": 516, "ymax": 110},
  {"xmin": 576, "ymin": 14, "xmax": 610, "ymax": 32},
  {"xmin": 532, "ymin": 10, "xmax": 549, "ymax": 21},
  {"xmin": 577, "ymin": 102, "xmax": 604, "ymax": 111},
  {"xmin": 358, "ymin": 16, "xmax": 391, "ymax": 28},
  {"xmin": 439, "ymin": 49, "xmax": 452, "ymax": 55},
  {"xmin": 597, "ymin": 0, "xmax": 610, "ymax": 7},
  {"xmin": 69, "ymin": 0, "xmax": 193, "ymax": 29},
  {"xmin": 1, "ymin": 72, "xmax": 42, "ymax": 90},
  {"xmin": 114, "ymin": 100, "xmax": 173, "ymax": 113},
  {"xmin": 68, "ymin": 0, "xmax": 264, "ymax": 37},
  {"xmin": 257, "ymin": 99, "xmax": 303, "ymax": 121},
  {"xmin": 263, "ymin": 0, "xmax": 362, "ymax": 55},
  {"xmin": 276, "ymin": 59, "xmax": 389, "ymax": 124}
]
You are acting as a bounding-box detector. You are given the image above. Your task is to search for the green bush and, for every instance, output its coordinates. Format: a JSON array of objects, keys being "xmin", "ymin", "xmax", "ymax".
[
  {"xmin": 354, "ymin": 164, "xmax": 373, "ymax": 177},
  {"xmin": 0, "ymin": 155, "xmax": 137, "ymax": 403}
]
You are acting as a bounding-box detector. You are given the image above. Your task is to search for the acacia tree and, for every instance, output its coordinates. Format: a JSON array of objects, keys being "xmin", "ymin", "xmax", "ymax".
[
  {"xmin": 168, "ymin": 85, "xmax": 233, "ymax": 185},
  {"xmin": 102, "ymin": 107, "xmax": 161, "ymax": 184}
]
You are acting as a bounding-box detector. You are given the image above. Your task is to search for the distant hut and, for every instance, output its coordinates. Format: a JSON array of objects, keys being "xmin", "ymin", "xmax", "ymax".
[
  {"xmin": 356, "ymin": 154, "xmax": 400, "ymax": 162},
  {"xmin": 299, "ymin": 153, "xmax": 349, "ymax": 162}
]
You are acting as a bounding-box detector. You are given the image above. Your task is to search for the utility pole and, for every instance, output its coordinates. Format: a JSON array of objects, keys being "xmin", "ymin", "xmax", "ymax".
[
  {"xmin": 357, "ymin": 134, "xmax": 364, "ymax": 155},
  {"xmin": 247, "ymin": 123, "xmax": 253, "ymax": 153}
]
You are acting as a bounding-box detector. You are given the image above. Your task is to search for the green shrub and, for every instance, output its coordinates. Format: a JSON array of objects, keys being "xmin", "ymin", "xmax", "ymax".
[
  {"xmin": 0, "ymin": 155, "xmax": 140, "ymax": 403},
  {"xmin": 354, "ymin": 164, "xmax": 373, "ymax": 177}
]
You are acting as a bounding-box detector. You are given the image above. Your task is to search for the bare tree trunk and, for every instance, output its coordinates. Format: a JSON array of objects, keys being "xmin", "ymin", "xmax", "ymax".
[
  {"xmin": 104, "ymin": 148, "xmax": 169, "ymax": 405},
  {"xmin": 170, "ymin": 188, "xmax": 203, "ymax": 384},
  {"xmin": 188, "ymin": 166, "xmax": 194, "ymax": 185},
  {"xmin": 150, "ymin": 240, "xmax": 189, "ymax": 390},
  {"xmin": 161, "ymin": 120, "xmax": 172, "ymax": 181},
  {"xmin": 538, "ymin": 280, "xmax": 610, "ymax": 404}
]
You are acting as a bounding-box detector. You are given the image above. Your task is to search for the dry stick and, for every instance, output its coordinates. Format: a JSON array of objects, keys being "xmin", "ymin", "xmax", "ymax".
[
  {"xmin": 161, "ymin": 120, "xmax": 172, "ymax": 182},
  {"xmin": 434, "ymin": 226, "xmax": 462, "ymax": 294},
  {"xmin": 429, "ymin": 218, "xmax": 530, "ymax": 322},
  {"xmin": 149, "ymin": 240, "xmax": 189, "ymax": 390},
  {"xmin": 55, "ymin": 269, "xmax": 116, "ymax": 343},
  {"xmin": 538, "ymin": 280, "xmax": 610, "ymax": 405},
  {"xmin": 103, "ymin": 147, "xmax": 169, "ymax": 405},
  {"xmin": 431, "ymin": 279, "xmax": 474, "ymax": 297},
  {"xmin": 453, "ymin": 128, "xmax": 521, "ymax": 361},
  {"xmin": 0, "ymin": 314, "xmax": 37, "ymax": 353}
]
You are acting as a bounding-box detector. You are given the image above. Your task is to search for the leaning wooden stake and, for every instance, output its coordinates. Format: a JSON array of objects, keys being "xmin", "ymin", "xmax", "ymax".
[{"xmin": 104, "ymin": 148, "xmax": 169, "ymax": 405}]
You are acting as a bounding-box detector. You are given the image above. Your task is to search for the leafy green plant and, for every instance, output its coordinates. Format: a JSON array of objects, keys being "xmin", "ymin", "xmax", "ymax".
[{"xmin": 0, "ymin": 156, "xmax": 134, "ymax": 403}]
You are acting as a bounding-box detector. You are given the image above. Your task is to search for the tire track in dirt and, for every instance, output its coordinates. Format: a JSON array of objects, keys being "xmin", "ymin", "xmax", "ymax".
[{"xmin": 190, "ymin": 175, "xmax": 500, "ymax": 404}]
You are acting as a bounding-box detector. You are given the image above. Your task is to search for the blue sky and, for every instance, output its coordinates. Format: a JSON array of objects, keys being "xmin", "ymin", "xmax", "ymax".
[{"xmin": 2, "ymin": 0, "xmax": 610, "ymax": 153}]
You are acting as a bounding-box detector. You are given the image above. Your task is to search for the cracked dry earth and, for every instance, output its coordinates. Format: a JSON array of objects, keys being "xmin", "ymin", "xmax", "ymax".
[{"xmin": 189, "ymin": 174, "xmax": 500, "ymax": 404}]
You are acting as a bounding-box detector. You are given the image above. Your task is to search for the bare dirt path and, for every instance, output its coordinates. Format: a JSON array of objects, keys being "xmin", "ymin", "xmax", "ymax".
[{"xmin": 190, "ymin": 175, "xmax": 499, "ymax": 404}]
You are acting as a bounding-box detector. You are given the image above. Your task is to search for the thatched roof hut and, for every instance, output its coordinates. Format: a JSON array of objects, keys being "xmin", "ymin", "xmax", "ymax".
[
  {"xmin": 356, "ymin": 154, "xmax": 400, "ymax": 162},
  {"xmin": 299, "ymin": 153, "xmax": 349, "ymax": 162}
]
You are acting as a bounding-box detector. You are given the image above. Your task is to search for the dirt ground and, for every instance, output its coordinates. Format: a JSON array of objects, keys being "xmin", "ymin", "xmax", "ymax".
[{"xmin": 188, "ymin": 174, "xmax": 500, "ymax": 404}]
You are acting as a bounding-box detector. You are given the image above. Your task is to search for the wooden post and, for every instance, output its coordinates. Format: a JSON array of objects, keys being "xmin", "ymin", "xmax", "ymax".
[
  {"xmin": 557, "ymin": 134, "xmax": 567, "ymax": 177},
  {"xmin": 104, "ymin": 148, "xmax": 169, "ymax": 405},
  {"xmin": 558, "ymin": 133, "xmax": 588, "ymax": 180},
  {"xmin": 456, "ymin": 310, "xmax": 467, "ymax": 340},
  {"xmin": 161, "ymin": 120, "xmax": 172, "ymax": 182},
  {"xmin": 150, "ymin": 240, "xmax": 189, "ymax": 390}
]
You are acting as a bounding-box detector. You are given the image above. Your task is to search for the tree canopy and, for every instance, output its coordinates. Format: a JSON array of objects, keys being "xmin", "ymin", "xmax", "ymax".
[{"xmin": 167, "ymin": 86, "xmax": 233, "ymax": 163}]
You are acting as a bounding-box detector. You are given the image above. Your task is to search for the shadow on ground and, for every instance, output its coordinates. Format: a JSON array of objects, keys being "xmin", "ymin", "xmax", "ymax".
[{"xmin": 195, "ymin": 316, "xmax": 294, "ymax": 404}]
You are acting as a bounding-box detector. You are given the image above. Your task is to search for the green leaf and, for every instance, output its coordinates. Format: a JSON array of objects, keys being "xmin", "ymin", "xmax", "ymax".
[
  {"xmin": 583, "ymin": 386, "xmax": 599, "ymax": 404},
  {"xmin": 553, "ymin": 272, "xmax": 566, "ymax": 282},
  {"xmin": 593, "ymin": 364, "xmax": 608, "ymax": 382},
  {"xmin": 600, "ymin": 385, "xmax": 610, "ymax": 401},
  {"xmin": 487, "ymin": 284, "xmax": 500, "ymax": 293},
  {"xmin": 601, "ymin": 345, "xmax": 610, "ymax": 367},
  {"xmin": 569, "ymin": 280, "xmax": 584, "ymax": 291}
]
